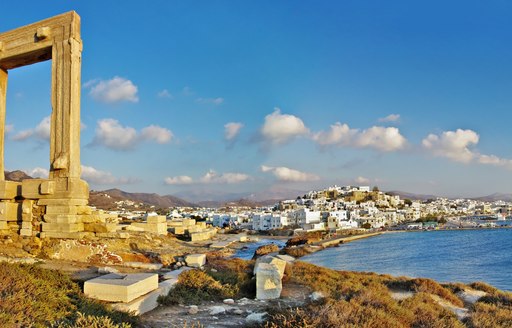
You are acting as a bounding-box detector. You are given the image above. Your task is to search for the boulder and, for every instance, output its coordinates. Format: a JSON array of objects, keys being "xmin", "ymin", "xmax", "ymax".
[{"xmin": 252, "ymin": 243, "xmax": 279, "ymax": 259}]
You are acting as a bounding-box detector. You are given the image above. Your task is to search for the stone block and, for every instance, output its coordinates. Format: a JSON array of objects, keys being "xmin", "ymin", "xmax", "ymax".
[
  {"xmin": 196, "ymin": 221, "xmax": 207, "ymax": 229},
  {"xmin": 40, "ymin": 231, "xmax": 90, "ymax": 239},
  {"xmin": 182, "ymin": 218, "xmax": 196, "ymax": 226},
  {"xmin": 172, "ymin": 226, "xmax": 186, "ymax": 235},
  {"xmin": 132, "ymin": 222, "xmax": 167, "ymax": 235},
  {"xmin": 147, "ymin": 215, "xmax": 166, "ymax": 224},
  {"xmin": 84, "ymin": 223, "xmax": 118, "ymax": 233},
  {"xmin": 255, "ymin": 263, "xmax": 282, "ymax": 300},
  {"xmin": 21, "ymin": 222, "xmax": 32, "ymax": 229},
  {"xmin": 0, "ymin": 221, "xmax": 8, "ymax": 230},
  {"xmin": 81, "ymin": 214, "xmax": 105, "ymax": 223},
  {"xmin": 37, "ymin": 198, "xmax": 88, "ymax": 206},
  {"xmin": 275, "ymin": 254, "xmax": 295, "ymax": 263},
  {"xmin": 0, "ymin": 181, "xmax": 21, "ymax": 200},
  {"xmin": 254, "ymin": 256, "xmax": 287, "ymax": 279},
  {"xmin": 20, "ymin": 228, "xmax": 32, "ymax": 237},
  {"xmin": 21, "ymin": 200, "xmax": 34, "ymax": 221},
  {"xmin": 0, "ymin": 201, "xmax": 20, "ymax": 221},
  {"xmin": 45, "ymin": 205, "xmax": 78, "ymax": 215},
  {"xmin": 185, "ymin": 254, "xmax": 206, "ymax": 268},
  {"xmin": 40, "ymin": 181, "xmax": 55, "ymax": 195},
  {"xmin": 84, "ymin": 273, "xmax": 158, "ymax": 303},
  {"xmin": 42, "ymin": 222, "xmax": 84, "ymax": 232},
  {"xmin": 43, "ymin": 214, "xmax": 81, "ymax": 223},
  {"xmin": 111, "ymin": 279, "xmax": 175, "ymax": 315},
  {"xmin": 95, "ymin": 232, "xmax": 130, "ymax": 239},
  {"xmin": 77, "ymin": 205, "xmax": 93, "ymax": 215},
  {"xmin": 167, "ymin": 221, "xmax": 184, "ymax": 228},
  {"xmin": 123, "ymin": 224, "xmax": 145, "ymax": 232}
]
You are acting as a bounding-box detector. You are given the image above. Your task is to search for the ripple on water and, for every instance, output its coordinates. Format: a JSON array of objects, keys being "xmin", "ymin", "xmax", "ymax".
[{"xmin": 301, "ymin": 229, "xmax": 512, "ymax": 291}]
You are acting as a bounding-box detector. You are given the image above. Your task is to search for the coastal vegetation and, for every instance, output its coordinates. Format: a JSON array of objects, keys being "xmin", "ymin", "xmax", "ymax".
[
  {"xmin": 0, "ymin": 263, "xmax": 137, "ymax": 328},
  {"xmin": 158, "ymin": 257, "xmax": 512, "ymax": 327}
]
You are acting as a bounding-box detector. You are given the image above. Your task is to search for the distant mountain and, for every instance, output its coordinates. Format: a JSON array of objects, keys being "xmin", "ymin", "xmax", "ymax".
[
  {"xmin": 196, "ymin": 198, "xmax": 280, "ymax": 208},
  {"xmin": 473, "ymin": 193, "xmax": 512, "ymax": 202},
  {"xmin": 89, "ymin": 188, "xmax": 196, "ymax": 210},
  {"xmin": 386, "ymin": 190, "xmax": 439, "ymax": 201},
  {"xmin": 5, "ymin": 170, "xmax": 32, "ymax": 181}
]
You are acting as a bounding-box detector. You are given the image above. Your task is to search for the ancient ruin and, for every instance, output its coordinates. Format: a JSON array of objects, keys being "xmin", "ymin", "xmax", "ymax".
[{"xmin": 0, "ymin": 12, "xmax": 116, "ymax": 238}]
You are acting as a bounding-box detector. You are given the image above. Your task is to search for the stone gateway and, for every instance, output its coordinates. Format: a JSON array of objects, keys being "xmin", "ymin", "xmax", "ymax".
[{"xmin": 0, "ymin": 12, "xmax": 114, "ymax": 238}]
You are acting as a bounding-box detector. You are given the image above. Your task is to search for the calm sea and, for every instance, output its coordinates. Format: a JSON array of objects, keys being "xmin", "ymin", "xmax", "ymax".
[{"xmin": 301, "ymin": 229, "xmax": 512, "ymax": 291}]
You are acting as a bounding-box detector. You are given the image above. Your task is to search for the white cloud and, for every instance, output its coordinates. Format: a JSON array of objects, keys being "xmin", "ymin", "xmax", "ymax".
[
  {"xmin": 260, "ymin": 108, "xmax": 309, "ymax": 145},
  {"xmin": 312, "ymin": 122, "xmax": 358, "ymax": 147},
  {"xmin": 196, "ymin": 97, "xmax": 224, "ymax": 105},
  {"xmin": 93, "ymin": 119, "xmax": 138, "ymax": 150},
  {"xmin": 81, "ymin": 165, "xmax": 138, "ymax": 185},
  {"xmin": 224, "ymin": 122, "xmax": 244, "ymax": 141},
  {"xmin": 11, "ymin": 116, "xmax": 51, "ymax": 142},
  {"xmin": 261, "ymin": 165, "xmax": 320, "ymax": 182},
  {"xmin": 92, "ymin": 119, "xmax": 172, "ymax": 150},
  {"xmin": 313, "ymin": 123, "xmax": 407, "ymax": 152},
  {"xmin": 422, "ymin": 128, "xmax": 512, "ymax": 170},
  {"xmin": 24, "ymin": 167, "xmax": 49, "ymax": 178},
  {"xmin": 157, "ymin": 89, "xmax": 173, "ymax": 99},
  {"xmin": 86, "ymin": 77, "xmax": 139, "ymax": 103},
  {"xmin": 355, "ymin": 176, "xmax": 370, "ymax": 184},
  {"xmin": 5, "ymin": 124, "xmax": 14, "ymax": 134},
  {"xmin": 422, "ymin": 129, "xmax": 479, "ymax": 163},
  {"xmin": 200, "ymin": 170, "xmax": 251, "ymax": 184},
  {"xmin": 140, "ymin": 125, "xmax": 173, "ymax": 144},
  {"xmin": 164, "ymin": 175, "xmax": 194, "ymax": 185},
  {"xmin": 378, "ymin": 114, "xmax": 401, "ymax": 123},
  {"xmin": 164, "ymin": 170, "xmax": 251, "ymax": 185}
]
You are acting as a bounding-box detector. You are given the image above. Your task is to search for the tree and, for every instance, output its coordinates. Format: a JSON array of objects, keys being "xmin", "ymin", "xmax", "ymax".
[
  {"xmin": 362, "ymin": 222, "xmax": 372, "ymax": 229},
  {"xmin": 372, "ymin": 186, "xmax": 380, "ymax": 192}
]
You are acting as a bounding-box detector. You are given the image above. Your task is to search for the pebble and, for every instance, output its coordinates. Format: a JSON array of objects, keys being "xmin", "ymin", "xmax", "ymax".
[{"xmin": 223, "ymin": 298, "xmax": 235, "ymax": 304}]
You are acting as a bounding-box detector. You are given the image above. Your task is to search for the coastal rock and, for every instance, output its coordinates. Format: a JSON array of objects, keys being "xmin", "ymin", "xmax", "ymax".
[
  {"xmin": 246, "ymin": 312, "xmax": 267, "ymax": 324},
  {"xmin": 252, "ymin": 244, "xmax": 279, "ymax": 259},
  {"xmin": 188, "ymin": 305, "xmax": 199, "ymax": 315},
  {"xmin": 457, "ymin": 289, "xmax": 487, "ymax": 304},
  {"xmin": 97, "ymin": 266, "xmax": 119, "ymax": 274},
  {"xmin": 209, "ymin": 306, "xmax": 226, "ymax": 315},
  {"xmin": 223, "ymin": 298, "xmax": 235, "ymax": 304},
  {"xmin": 309, "ymin": 291, "xmax": 325, "ymax": 302}
]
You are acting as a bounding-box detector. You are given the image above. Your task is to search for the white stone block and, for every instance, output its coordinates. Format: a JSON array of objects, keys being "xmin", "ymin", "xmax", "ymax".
[
  {"xmin": 185, "ymin": 254, "xmax": 206, "ymax": 268},
  {"xmin": 255, "ymin": 263, "xmax": 282, "ymax": 300},
  {"xmin": 84, "ymin": 273, "xmax": 158, "ymax": 303},
  {"xmin": 111, "ymin": 279, "xmax": 175, "ymax": 315}
]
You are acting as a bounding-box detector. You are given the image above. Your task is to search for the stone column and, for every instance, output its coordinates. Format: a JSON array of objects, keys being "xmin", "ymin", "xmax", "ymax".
[
  {"xmin": 50, "ymin": 36, "xmax": 82, "ymax": 180},
  {"xmin": 0, "ymin": 69, "xmax": 6, "ymax": 181}
]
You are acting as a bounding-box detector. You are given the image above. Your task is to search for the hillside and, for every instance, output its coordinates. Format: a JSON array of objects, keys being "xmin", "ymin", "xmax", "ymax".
[
  {"xmin": 89, "ymin": 188, "xmax": 196, "ymax": 210},
  {"xmin": 5, "ymin": 170, "xmax": 32, "ymax": 181}
]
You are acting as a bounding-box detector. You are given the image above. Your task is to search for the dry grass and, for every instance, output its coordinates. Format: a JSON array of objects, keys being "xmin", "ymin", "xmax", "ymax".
[
  {"xmin": 159, "ymin": 258, "xmax": 256, "ymax": 305},
  {"xmin": 0, "ymin": 263, "xmax": 136, "ymax": 328}
]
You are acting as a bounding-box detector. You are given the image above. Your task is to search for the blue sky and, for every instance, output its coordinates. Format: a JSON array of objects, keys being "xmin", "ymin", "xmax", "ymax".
[{"xmin": 1, "ymin": 1, "xmax": 512, "ymax": 201}]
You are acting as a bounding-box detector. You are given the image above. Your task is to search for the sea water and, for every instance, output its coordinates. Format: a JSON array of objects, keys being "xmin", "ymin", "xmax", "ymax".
[{"xmin": 301, "ymin": 229, "xmax": 512, "ymax": 291}]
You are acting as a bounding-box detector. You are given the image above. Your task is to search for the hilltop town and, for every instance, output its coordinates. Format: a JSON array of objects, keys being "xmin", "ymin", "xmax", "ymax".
[{"xmin": 91, "ymin": 184, "xmax": 512, "ymax": 234}]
